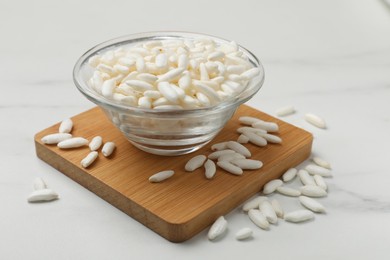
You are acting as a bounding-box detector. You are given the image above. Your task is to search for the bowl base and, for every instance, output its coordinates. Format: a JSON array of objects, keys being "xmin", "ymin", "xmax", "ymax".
[{"xmin": 129, "ymin": 141, "xmax": 210, "ymax": 156}]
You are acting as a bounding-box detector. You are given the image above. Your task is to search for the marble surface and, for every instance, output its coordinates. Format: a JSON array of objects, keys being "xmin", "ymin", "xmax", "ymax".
[{"xmin": 1, "ymin": 0, "xmax": 390, "ymax": 259}]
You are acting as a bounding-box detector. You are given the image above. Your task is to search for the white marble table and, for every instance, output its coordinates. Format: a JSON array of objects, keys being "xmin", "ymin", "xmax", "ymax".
[{"xmin": 1, "ymin": 0, "xmax": 390, "ymax": 259}]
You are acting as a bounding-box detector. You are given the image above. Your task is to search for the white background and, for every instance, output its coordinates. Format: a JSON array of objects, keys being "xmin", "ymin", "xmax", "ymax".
[{"xmin": 1, "ymin": 0, "xmax": 390, "ymax": 259}]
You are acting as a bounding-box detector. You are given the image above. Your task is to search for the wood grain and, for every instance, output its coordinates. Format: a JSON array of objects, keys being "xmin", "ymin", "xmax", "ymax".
[{"xmin": 34, "ymin": 105, "xmax": 313, "ymax": 242}]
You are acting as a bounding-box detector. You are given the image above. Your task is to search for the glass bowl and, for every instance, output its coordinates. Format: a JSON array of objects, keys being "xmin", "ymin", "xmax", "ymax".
[{"xmin": 73, "ymin": 31, "xmax": 264, "ymax": 156}]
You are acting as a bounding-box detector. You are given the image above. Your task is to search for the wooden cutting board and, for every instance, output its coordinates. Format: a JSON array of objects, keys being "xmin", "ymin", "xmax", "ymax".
[{"xmin": 34, "ymin": 105, "xmax": 312, "ymax": 242}]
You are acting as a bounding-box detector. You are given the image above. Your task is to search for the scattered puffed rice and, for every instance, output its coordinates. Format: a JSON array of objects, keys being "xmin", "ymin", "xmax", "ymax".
[
  {"xmin": 59, "ymin": 118, "xmax": 73, "ymax": 133},
  {"xmin": 300, "ymin": 185, "xmax": 327, "ymax": 197},
  {"xmin": 252, "ymin": 121, "xmax": 279, "ymax": 132},
  {"xmin": 263, "ymin": 179, "xmax": 283, "ymax": 195},
  {"xmin": 41, "ymin": 133, "xmax": 72, "ymax": 144},
  {"xmin": 230, "ymin": 159, "xmax": 263, "ymax": 170},
  {"xmin": 89, "ymin": 136, "xmax": 103, "ymax": 151},
  {"xmin": 284, "ymin": 210, "xmax": 314, "ymax": 223},
  {"xmin": 237, "ymin": 134, "xmax": 249, "ymax": 144},
  {"xmin": 299, "ymin": 196, "xmax": 326, "ymax": 213},
  {"xmin": 227, "ymin": 141, "xmax": 251, "ymax": 158},
  {"xmin": 237, "ymin": 127, "xmax": 266, "ymax": 135},
  {"xmin": 257, "ymin": 133, "xmax": 282, "ymax": 144},
  {"xmin": 298, "ymin": 169, "xmax": 316, "ymax": 186},
  {"xmin": 238, "ymin": 116, "xmax": 261, "ymax": 125},
  {"xmin": 217, "ymin": 161, "xmax": 243, "ymax": 175},
  {"xmin": 305, "ymin": 113, "xmax": 326, "ymax": 129},
  {"xmin": 218, "ymin": 153, "xmax": 245, "ymax": 162},
  {"xmin": 208, "ymin": 216, "xmax": 228, "ymax": 240},
  {"xmin": 81, "ymin": 151, "xmax": 98, "ymax": 168},
  {"xmin": 242, "ymin": 196, "xmax": 268, "ymax": 212},
  {"xmin": 276, "ymin": 186, "xmax": 301, "ymax": 197},
  {"xmin": 248, "ymin": 209, "xmax": 269, "ymax": 230},
  {"xmin": 271, "ymin": 199, "xmax": 284, "ymax": 218},
  {"xmin": 259, "ymin": 200, "xmax": 278, "ymax": 224},
  {"xmin": 235, "ymin": 228, "xmax": 253, "ymax": 240},
  {"xmin": 312, "ymin": 157, "xmax": 331, "ymax": 169},
  {"xmin": 305, "ymin": 164, "xmax": 332, "ymax": 177},
  {"xmin": 102, "ymin": 142, "xmax": 116, "ymax": 157},
  {"xmin": 275, "ymin": 106, "xmax": 295, "ymax": 117},
  {"xmin": 58, "ymin": 137, "xmax": 88, "ymax": 149},
  {"xmin": 204, "ymin": 159, "xmax": 216, "ymax": 179},
  {"xmin": 282, "ymin": 168, "xmax": 298, "ymax": 182},
  {"xmin": 314, "ymin": 175, "xmax": 328, "ymax": 191},
  {"xmin": 185, "ymin": 155, "xmax": 207, "ymax": 172},
  {"xmin": 242, "ymin": 131, "xmax": 267, "ymax": 147},
  {"xmin": 211, "ymin": 142, "xmax": 228, "ymax": 151},
  {"xmin": 27, "ymin": 189, "xmax": 59, "ymax": 203},
  {"xmin": 208, "ymin": 149, "xmax": 235, "ymax": 160},
  {"xmin": 149, "ymin": 170, "xmax": 175, "ymax": 183}
]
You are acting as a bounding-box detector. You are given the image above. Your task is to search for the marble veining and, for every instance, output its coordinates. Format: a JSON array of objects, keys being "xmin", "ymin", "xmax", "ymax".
[
  {"xmin": 1, "ymin": 0, "xmax": 390, "ymax": 259},
  {"xmin": 328, "ymin": 185, "xmax": 390, "ymax": 212}
]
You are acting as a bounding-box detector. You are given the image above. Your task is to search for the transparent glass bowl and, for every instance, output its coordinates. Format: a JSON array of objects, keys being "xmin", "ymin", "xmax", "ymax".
[{"xmin": 73, "ymin": 31, "xmax": 264, "ymax": 156}]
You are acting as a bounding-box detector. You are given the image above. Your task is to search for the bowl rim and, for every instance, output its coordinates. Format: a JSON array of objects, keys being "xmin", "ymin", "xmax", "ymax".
[{"xmin": 73, "ymin": 31, "xmax": 265, "ymax": 116}]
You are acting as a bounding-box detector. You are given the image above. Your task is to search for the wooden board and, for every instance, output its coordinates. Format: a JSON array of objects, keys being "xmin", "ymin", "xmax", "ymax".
[{"xmin": 34, "ymin": 105, "xmax": 313, "ymax": 242}]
